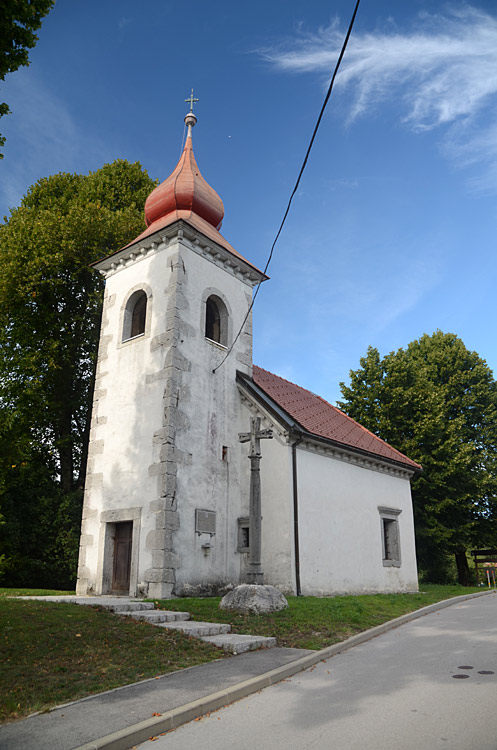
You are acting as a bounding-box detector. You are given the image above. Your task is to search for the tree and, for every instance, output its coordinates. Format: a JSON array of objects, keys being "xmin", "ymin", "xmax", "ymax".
[
  {"xmin": 0, "ymin": 160, "xmax": 156, "ymax": 586},
  {"xmin": 339, "ymin": 332, "xmax": 497, "ymax": 584},
  {"xmin": 0, "ymin": 0, "xmax": 54, "ymax": 157}
]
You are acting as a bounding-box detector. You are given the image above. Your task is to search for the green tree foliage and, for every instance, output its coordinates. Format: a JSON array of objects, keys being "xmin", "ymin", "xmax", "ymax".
[
  {"xmin": 0, "ymin": 0, "xmax": 54, "ymax": 156},
  {"xmin": 339, "ymin": 332, "xmax": 497, "ymax": 584},
  {"xmin": 0, "ymin": 161, "xmax": 156, "ymax": 587}
]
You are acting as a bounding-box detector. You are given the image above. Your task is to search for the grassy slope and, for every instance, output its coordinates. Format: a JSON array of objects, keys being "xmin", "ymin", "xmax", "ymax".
[
  {"xmin": 0, "ymin": 584, "xmax": 485, "ymax": 723},
  {"xmin": 152, "ymin": 584, "xmax": 484, "ymax": 650},
  {"xmin": 0, "ymin": 597, "xmax": 222, "ymax": 723}
]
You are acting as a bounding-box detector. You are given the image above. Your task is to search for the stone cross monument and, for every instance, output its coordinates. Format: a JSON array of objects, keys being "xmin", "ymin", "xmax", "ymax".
[{"xmin": 239, "ymin": 416, "xmax": 273, "ymax": 584}]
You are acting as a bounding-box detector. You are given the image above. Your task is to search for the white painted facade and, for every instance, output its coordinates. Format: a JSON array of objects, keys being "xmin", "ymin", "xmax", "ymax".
[
  {"xmin": 76, "ymin": 131, "xmax": 419, "ymax": 599},
  {"xmin": 239, "ymin": 392, "xmax": 419, "ymax": 596},
  {"xmin": 296, "ymin": 448, "xmax": 417, "ymax": 594},
  {"xmin": 77, "ymin": 221, "xmax": 259, "ymax": 598}
]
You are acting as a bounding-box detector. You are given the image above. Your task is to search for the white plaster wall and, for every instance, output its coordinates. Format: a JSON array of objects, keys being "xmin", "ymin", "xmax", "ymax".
[
  {"xmin": 79, "ymin": 224, "xmax": 418, "ymax": 599},
  {"xmin": 237, "ymin": 396, "xmax": 418, "ymax": 596},
  {"xmin": 79, "ymin": 225, "xmax": 260, "ymax": 597},
  {"xmin": 296, "ymin": 446, "xmax": 418, "ymax": 595},
  {"xmin": 252, "ymin": 428, "xmax": 295, "ymax": 593},
  {"xmin": 172, "ymin": 242, "xmax": 255, "ymax": 592},
  {"xmin": 80, "ymin": 242, "xmax": 176, "ymax": 594}
]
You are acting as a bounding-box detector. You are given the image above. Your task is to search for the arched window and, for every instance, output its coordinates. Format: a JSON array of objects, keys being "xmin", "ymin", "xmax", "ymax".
[
  {"xmin": 205, "ymin": 295, "xmax": 228, "ymax": 346},
  {"xmin": 123, "ymin": 290, "xmax": 147, "ymax": 342}
]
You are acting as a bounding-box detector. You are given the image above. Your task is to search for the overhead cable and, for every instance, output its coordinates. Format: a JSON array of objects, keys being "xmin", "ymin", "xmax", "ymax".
[{"xmin": 213, "ymin": 0, "xmax": 362, "ymax": 373}]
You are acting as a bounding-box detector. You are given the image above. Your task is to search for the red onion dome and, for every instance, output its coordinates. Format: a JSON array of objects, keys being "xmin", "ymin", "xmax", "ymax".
[{"xmin": 144, "ymin": 135, "xmax": 224, "ymax": 230}]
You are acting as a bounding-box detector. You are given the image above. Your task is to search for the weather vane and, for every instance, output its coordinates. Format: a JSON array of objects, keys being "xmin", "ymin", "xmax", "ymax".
[{"xmin": 185, "ymin": 89, "xmax": 199, "ymax": 113}]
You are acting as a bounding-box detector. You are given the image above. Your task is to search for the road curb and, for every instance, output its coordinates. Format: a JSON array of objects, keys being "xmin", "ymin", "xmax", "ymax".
[{"xmin": 75, "ymin": 590, "xmax": 494, "ymax": 750}]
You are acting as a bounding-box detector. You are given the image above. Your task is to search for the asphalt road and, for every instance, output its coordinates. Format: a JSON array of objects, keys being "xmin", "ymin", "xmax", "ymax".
[{"xmin": 139, "ymin": 593, "xmax": 497, "ymax": 750}]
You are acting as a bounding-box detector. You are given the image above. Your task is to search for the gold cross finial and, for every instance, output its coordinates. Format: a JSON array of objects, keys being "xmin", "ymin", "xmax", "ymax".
[{"xmin": 185, "ymin": 89, "xmax": 199, "ymax": 113}]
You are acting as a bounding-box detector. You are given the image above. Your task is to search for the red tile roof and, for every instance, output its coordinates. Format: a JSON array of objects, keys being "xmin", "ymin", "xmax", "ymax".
[{"xmin": 252, "ymin": 366, "xmax": 422, "ymax": 472}]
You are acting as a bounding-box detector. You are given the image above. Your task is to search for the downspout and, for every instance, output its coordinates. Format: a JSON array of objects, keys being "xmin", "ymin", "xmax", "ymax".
[{"xmin": 292, "ymin": 433, "xmax": 304, "ymax": 596}]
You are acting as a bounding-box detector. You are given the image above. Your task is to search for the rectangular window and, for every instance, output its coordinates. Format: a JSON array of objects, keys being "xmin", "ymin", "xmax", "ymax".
[
  {"xmin": 378, "ymin": 507, "xmax": 402, "ymax": 567},
  {"xmin": 237, "ymin": 517, "xmax": 250, "ymax": 553}
]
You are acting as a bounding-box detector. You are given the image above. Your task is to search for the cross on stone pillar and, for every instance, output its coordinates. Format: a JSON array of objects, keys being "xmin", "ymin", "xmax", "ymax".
[{"xmin": 239, "ymin": 416, "xmax": 273, "ymax": 584}]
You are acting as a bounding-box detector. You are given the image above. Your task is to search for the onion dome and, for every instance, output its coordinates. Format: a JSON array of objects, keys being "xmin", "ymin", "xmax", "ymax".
[
  {"xmin": 144, "ymin": 111, "xmax": 224, "ymax": 231},
  {"xmin": 106, "ymin": 99, "xmax": 267, "ymax": 281}
]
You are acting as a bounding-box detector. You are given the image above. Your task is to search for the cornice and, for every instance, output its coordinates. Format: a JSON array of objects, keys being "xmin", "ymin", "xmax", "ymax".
[
  {"xmin": 93, "ymin": 220, "xmax": 262, "ymax": 286},
  {"xmin": 298, "ymin": 436, "xmax": 414, "ymax": 479}
]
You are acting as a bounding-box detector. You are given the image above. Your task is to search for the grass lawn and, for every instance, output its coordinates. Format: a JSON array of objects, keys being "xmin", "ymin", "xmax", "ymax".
[
  {"xmin": 0, "ymin": 584, "xmax": 485, "ymax": 724},
  {"xmin": 0, "ymin": 588, "xmax": 76, "ymax": 598},
  {"xmin": 152, "ymin": 584, "xmax": 484, "ymax": 650},
  {"xmin": 0, "ymin": 595, "xmax": 223, "ymax": 724}
]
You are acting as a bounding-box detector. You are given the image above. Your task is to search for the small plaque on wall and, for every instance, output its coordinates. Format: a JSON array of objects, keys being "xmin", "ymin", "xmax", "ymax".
[{"xmin": 195, "ymin": 509, "xmax": 216, "ymax": 536}]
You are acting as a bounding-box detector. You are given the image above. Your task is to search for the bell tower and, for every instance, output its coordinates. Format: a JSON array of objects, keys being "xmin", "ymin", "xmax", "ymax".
[{"xmin": 77, "ymin": 99, "xmax": 266, "ymax": 598}]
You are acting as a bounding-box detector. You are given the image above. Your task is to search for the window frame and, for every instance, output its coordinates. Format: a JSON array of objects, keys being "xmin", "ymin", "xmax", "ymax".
[
  {"xmin": 203, "ymin": 293, "xmax": 229, "ymax": 348},
  {"xmin": 121, "ymin": 287, "xmax": 151, "ymax": 344},
  {"xmin": 237, "ymin": 517, "xmax": 250, "ymax": 553},
  {"xmin": 378, "ymin": 506, "xmax": 402, "ymax": 568}
]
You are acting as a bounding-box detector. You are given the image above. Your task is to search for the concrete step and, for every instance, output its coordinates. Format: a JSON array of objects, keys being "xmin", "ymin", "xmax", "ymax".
[
  {"xmin": 120, "ymin": 610, "xmax": 191, "ymax": 623},
  {"xmin": 201, "ymin": 633, "xmax": 277, "ymax": 654},
  {"xmin": 88, "ymin": 601, "xmax": 156, "ymax": 613},
  {"xmin": 20, "ymin": 596, "xmax": 156, "ymax": 613},
  {"xmin": 155, "ymin": 620, "xmax": 231, "ymax": 637},
  {"xmin": 16, "ymin": 595, "xmax": 278, "ymax": 654},
  {"xmin": 17, "ymin": 596, "xmax": 149, "ymax": 610}
]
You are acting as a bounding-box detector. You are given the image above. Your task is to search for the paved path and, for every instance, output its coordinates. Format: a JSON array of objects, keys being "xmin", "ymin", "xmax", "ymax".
[
  {"xmin": 139, "ymin": 593, "xmax": 497, "ymax": 750},
  {"xmin": 0, "ymin": 648, "xmax": 310, "ymax": 750}
]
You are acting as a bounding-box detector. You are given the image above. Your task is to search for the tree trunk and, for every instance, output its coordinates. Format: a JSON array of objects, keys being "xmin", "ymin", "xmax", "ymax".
[{"xmin": 455, "ymin": 548, "xmax": 471, "ymax": 586}]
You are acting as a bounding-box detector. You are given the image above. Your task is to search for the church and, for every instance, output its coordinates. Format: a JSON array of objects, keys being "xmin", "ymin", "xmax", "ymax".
[{"xmin": 76, "ymin": 104, "xmax": 420, "ymax": 599}]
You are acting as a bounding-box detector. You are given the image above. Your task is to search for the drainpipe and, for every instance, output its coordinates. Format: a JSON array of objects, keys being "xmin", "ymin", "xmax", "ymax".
[{"xmin": 292, "ymin": 433, "xmax": 303, "ymax": 596}]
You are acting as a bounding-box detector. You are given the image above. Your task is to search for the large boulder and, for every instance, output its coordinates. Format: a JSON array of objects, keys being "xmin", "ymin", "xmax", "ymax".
[{"xmin": 219, "ymin": 584, "xmax": 288, "ymax": 614}]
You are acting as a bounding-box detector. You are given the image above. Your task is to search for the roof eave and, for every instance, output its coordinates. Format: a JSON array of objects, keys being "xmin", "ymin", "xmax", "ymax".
[
  {"xmin": 237, "ymin": 371, "xmax": 422, "ymax": 476},
  {"xmin": 91, "ymin": 219, "xmax": 267, "ymax": 286}
]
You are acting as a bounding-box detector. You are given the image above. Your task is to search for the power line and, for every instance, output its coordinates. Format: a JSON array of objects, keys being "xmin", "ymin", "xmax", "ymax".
[{"xmin": 213, "ymin": 0, "xmax": 361, "ymax": 374}]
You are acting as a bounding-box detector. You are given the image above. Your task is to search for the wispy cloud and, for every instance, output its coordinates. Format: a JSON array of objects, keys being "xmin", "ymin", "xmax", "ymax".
[
  {"xmin": 261, "ymin": 6, "xmax": 497, "ymax": 130},
  {"xmin": 443, "ymin": 105, "xmax": 497, "ymax": 192},
  {"xmin": 260, "ymin": 5, "xmax": 497, "ymax": 188}
]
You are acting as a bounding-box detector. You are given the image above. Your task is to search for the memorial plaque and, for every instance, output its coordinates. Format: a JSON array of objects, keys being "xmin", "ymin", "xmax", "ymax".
[{"xmin": 195, "ymin": 509, "xmax": 216, "ymax": 535}]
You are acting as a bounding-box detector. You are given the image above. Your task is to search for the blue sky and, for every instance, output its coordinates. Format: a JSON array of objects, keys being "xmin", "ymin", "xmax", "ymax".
[{"xmin": 2, "ymin": 0, "xmax": 496, "ymax": 404}]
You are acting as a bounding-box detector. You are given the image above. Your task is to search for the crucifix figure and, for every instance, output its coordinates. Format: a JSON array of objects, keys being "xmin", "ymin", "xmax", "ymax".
[
  {"xmin": 239, "ymin": 416, "xmax": 273, "ymax": 584},
  {"xmin": 185, "ymin": 88, "xmax": 199, "ymax": 113}
]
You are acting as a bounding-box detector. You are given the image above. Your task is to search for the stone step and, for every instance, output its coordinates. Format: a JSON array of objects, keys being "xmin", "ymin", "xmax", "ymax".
[
  {"xmin": 17, "ymin": 596, "xmax": 151, "ymax": 612},
  {"xmin": 21, "ymin": 596, "xmax": 156, "ymax": 613},
  {"xmin": 120, "ymin": 610, "xmax": 191, "ymax": 623},
  {"xmin": 201, "ymin": 633, "xmax": 277, "ymax": 654},
  {"xmin": 17, "ymin": 595, "xmax": 278, "ymax": 652},
  {"xmin": 155, "ymin": 620, "xmax": 231, "ymax": 637},
  {"xmin": 88, "ymin": 601, "xmax": 156, "ymax": 613}
]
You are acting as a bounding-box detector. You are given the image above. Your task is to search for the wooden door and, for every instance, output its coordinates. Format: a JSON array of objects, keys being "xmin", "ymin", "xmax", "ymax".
[{"xmin": 111, "ymin": 522, "xmax": 133, "ymax": 593}]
